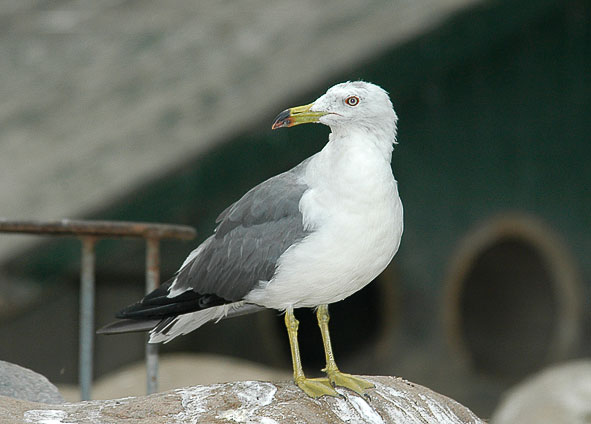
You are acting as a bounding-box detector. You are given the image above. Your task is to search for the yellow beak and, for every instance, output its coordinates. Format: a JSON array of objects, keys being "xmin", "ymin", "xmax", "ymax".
[{"xmin": 272, "ymin": 103, "xmax": 327, "ymax": 129}]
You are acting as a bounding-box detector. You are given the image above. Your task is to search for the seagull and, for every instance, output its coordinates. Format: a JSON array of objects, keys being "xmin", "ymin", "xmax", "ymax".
[{"xmin": 98, "ymin": 81, "xmax": 403, "ymax": 398}]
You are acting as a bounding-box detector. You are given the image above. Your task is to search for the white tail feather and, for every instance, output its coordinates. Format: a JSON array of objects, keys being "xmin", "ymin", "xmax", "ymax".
[{"xmin": 148, "ymin": 302, "xmax": 244, "ymax": 344}]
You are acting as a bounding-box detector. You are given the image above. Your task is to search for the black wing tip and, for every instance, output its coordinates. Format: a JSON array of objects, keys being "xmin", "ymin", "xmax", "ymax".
[
  {"xmin": 115, "ymin": 290, "xmax": 231, "ymax": 321},
  {"xmin": 115, "ymin": 302, "xmax": 142, "ymax": 319},
  {"xmin": 97, "ymin": 318, "xmax": 161, "ymax": 335}
]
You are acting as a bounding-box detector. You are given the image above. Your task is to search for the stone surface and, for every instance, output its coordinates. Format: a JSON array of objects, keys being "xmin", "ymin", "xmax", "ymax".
[
  {"xmin": 0, "ymin": 360, "xmax": 64, "ymax": 404},
  {"xmin": 2, "ymin": 375, "xmax": 483, "ymax": 423},
  {"xmin": 491, "ymin": 360, "xmax": 591, "ymax": 424}
]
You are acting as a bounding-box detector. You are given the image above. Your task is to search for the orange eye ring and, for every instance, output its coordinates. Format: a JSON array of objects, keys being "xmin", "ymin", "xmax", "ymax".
[{"xmin": 345, "ymin": 95, "xmax": 360, "ymax": 106}]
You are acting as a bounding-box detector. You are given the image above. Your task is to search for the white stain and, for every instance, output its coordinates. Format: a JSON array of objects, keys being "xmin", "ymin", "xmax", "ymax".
[
  {"xmin": 378, "ymin": 382, "xmax": 481, "ymax": 424},
  {"xmin": 23, "ymin": 409, "xmax": 67, "ymax": 424},
  {"xmin": 216, "ymin": 381, "xmax": 277, "ymax": 423},
  {"xmin": 173, "ymin": 385, "xmax": 218, "ymax": 423},
  {"xmin": 330, "ymin": 387, "xmax": 385, "ymax": 424},
  {"xmin": 347, "ymin": 393, "xmax": 385, "ymax": 424}
]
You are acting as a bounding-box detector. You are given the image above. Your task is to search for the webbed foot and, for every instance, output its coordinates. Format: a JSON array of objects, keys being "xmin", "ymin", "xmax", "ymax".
[
  {"xmin": 326, "ymin": 370, "xmax": 374, "ymax": 396},
  {"xmin": 295, "ymin": 376, "xmax": 340, "ymax": 398}
]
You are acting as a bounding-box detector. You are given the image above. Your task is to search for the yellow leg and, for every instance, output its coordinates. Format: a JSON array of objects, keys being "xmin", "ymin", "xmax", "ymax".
[
  {"xmin": 316, "ymin": 304, "xmax": 374, "ymax": 396},
  {"xmin": 284, "ymin": 308, "xmax": 339, "ymax": 398}
]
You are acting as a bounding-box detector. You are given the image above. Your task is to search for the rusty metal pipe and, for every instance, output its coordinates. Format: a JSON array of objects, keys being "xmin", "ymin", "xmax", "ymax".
[
  {"xmin": 145, "ymin": 238, "xmax": 160, "ymax": 395},
  {"xmin": 79, "ymin": 236, "xmax": 96, "ymax": 401},
  {"xmin": 0, "ymin": 218, "xmax": 196, "ymax": 400}
]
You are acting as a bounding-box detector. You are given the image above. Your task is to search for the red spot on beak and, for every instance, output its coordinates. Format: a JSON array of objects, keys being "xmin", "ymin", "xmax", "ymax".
[{"xmin": 272, "ymin": 109, "xmax": 292, "ymax": 130}]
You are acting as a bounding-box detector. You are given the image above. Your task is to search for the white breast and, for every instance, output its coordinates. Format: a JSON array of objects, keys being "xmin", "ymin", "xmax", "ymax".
[{"xmin": 245, "ymin": 131, "xmax": 403, "ymax": 310}]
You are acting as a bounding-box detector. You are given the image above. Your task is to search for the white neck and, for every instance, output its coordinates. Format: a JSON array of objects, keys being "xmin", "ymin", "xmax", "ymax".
[
  {"xmin": 303, "ymin": 124, "xmax": 398, "ymax": 209},
  {"xmin": 328, "ymin": 117, "xmax": 397, "ymax": 164}
]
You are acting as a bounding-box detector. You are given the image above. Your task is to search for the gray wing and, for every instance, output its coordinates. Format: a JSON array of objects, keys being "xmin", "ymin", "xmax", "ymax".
[{"xmin": 173, "ymin": 159, "xmax": 312, "ymax": 301}]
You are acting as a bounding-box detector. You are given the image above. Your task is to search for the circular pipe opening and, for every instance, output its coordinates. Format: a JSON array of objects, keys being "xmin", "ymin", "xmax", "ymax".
[{"xmin": 444, "ymin": 214, "xmax": 582, "ymax": 380}]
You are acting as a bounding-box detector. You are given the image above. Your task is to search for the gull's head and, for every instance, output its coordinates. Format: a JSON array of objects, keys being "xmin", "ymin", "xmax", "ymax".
[{"xmin": 272, "ymin": 81, "xmax": 397, "ymax": 135}]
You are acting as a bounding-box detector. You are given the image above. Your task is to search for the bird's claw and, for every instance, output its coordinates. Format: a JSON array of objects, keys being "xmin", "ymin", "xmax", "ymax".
[{"xmin": 326, "ymin": 370, "xmax": 374, "ymax": 397}]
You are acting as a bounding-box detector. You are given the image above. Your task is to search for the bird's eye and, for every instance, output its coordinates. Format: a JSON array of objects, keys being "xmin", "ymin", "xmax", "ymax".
[{"xmin": 345, "ymin": 96, "xmax": 360, "ymax": 107}]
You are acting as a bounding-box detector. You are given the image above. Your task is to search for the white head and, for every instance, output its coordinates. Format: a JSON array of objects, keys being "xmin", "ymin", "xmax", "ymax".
[
  {"xmin": 312, "ymin": 81, "xmax": 397, "ymax": 132},
  {"xmin": 272, "ymin": 81, "xmax": 398, "ymax": 147}
]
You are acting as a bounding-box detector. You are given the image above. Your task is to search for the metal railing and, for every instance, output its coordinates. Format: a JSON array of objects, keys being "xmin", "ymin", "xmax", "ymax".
[{"xmin": 0, "ymin": 218, "xmax": 196, "ymax": 400}]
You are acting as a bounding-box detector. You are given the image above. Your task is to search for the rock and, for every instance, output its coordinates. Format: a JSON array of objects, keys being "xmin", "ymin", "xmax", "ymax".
[
  {"xmin": 491, "ymin": 360, "xmax": 591, "ymax": 424},
  {"xmin": 0, "ymin": 361, "xmax": 64, "ymax": 404},
  {"xmin": 1, "ymin": 375, "xmax": 483, "ymax": 423}
]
